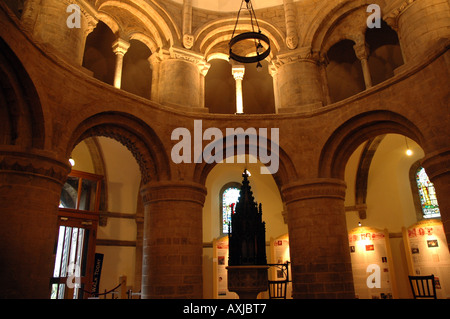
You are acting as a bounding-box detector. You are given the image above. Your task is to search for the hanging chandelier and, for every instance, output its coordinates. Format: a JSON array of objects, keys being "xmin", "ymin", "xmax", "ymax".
[{"xmin": 229, "ymin": 0, "xmax": 271, "ymax": 69}]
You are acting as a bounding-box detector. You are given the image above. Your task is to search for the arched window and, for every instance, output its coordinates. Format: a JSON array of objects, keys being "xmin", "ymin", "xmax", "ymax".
[
  {"xmin": 415, "ymin": 167, "xmax": 440, "ymax": 219},
  {"xmin": 220, "ymin": 183, "xmax": 241, "ymax": 236}
]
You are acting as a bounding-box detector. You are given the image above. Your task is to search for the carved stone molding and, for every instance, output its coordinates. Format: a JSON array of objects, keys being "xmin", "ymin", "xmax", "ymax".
[
  {"xmin": 150, "ymin": 46, "xmax": 210, "ymax": 76},
  {"xmin": 227, "ymin": 266, "xmax": 269, "ymax": 299},
  {"xmin": 169, "ymin": 46, "xmax": 210, "ymax": 76},
  {"xmin": 64, "ymin": 0, "xmax": 99, "ymax": 36},
  {"xmin": 140, "ymin": 180, "xmax": 207, "ymax": 206},
  {"xmin": 0, "ymin": 148, "xmax": 71, "ymax": 185},
  {"xmin": 271, "ymin": 46, "xmax": 321, "ymax": 72},
  {"xmin": 281, "ymin": 178, "xmax": 347, "ymax": 205},
  {"xmin": 78, "ymin": 126, "xmax": 155, "ymax": 184},
  {"xmin": 384, "ymin": 0, "xmax": 417, "ymax": 30}
]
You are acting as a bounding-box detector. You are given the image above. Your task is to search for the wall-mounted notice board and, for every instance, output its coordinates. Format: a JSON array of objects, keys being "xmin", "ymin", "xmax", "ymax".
[
  {"xmin": 212, "ymin": 236, "xmax": 237, "ymax": 299},
  {"xmin": 348, "ymin": 227, "xmax": 397, "ymax": 299},
  {"xmin": 403, "ymin": 219, "xmax": 450, "ymax": 299}
]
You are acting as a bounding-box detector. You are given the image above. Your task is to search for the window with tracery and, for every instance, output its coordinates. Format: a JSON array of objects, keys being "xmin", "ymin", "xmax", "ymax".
[
  {"xmin": 415, "ymin": 167, "xmax": 440, "ymax": 219},
  {"xmin": 220, "ymin": 184, "xmax": 241, "ymax": 236}
]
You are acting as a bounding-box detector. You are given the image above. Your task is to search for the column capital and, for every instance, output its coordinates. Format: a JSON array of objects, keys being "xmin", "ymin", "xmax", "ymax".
[
  {"xmin": 232, "ymin": 65, "xmax": 245, "ymax": 80},
  {"xmin": 281, "ymin": 178, "xmax": 347, "ymax": 205},
  {"xmin": 140, "ymin": 180, "xmax": 207, "ymax": 206},
  {"xmin": 0, "ymin": 147, "xmax": 71, "ymax": 185},
  {"xmin": 353, "ymin": 42, "xmax": 370, "ymax": 61},
  {"xmin": 383, "ymin": 0, "xmax": 418, "ymax": 30},
  {"xmin": 112, "ymin": 38, "xmax": 130, "ymax": 56},
  {"xmin": 169, "ymin": 46, "xmax": 210, "ymax": 76},
  {"xmin": 273, "ymin": 46, "xmax": 321, "ymax": 67}
]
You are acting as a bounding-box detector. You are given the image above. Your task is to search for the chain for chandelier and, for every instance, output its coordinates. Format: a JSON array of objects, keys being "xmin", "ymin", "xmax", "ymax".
[{"xmin": 229, "ymin": 0, "xmax": 271, "ymax": 69}]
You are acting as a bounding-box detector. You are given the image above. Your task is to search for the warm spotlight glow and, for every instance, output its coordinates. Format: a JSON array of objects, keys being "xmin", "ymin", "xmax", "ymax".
[
  {"xmin": 406, "ymin": 149, "xmax": 413, "ymax": 156},
  {"xmin": 69, "ymin": 158, "xmax": 75, "ymax": 167}
]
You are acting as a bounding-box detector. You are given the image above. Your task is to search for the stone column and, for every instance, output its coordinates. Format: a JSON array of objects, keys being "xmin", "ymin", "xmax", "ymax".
[
  {"xmin": 150, "ymin": 47, "xmax": 209, "ymax": 110},
  {"xmin": 281, "ymin": 178, "xmax": 355, "ymax": 299},
  {"xmin": 140, "ymin": 181, "xmax": 207, "ymax": 299},
  {"xmin": 21, "ymin": 0, "xmax": 97, "ymax": 65},
  {"xmin": 112, "ymin": 38, "xmax": 130, "ymax": 89},
  {"xmin": 353, "ymin": 40, "xmax": 372, "ymax": 89},
  {"xmin": 0, "ymin": 148, "xmax": 71, "ymax": 298},
  {"xmin": 232, "ymin": 65, "xmax": 245, "ymax": 114},
  {"xmin": 421, "ymin": 150, "xmax": 450, "ymax": 246},
  {"xmin": 385, "ymin": 0, "xmax": 450, "ymax": 63},
  {"xmin": 272, "ymin": 47, "xmax": 325, "ymax": 113}
]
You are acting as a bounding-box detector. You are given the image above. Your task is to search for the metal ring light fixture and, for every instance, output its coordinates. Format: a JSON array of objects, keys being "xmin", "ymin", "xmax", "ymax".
[{"xmin": 229, "ymin": 0, "xmax": 271, "ymax": 68}]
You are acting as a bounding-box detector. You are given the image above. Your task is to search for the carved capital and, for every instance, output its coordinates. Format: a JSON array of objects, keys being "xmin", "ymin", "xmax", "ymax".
[
  {"xmin": 65, "ymin": 0, "xmax": 99, "ymax": 36},
  {"xmin": 273, "ymin": 46, "xmax": 320, "ymax": 69},
  {"xmin": 112, "ymin": 38, "xmax": 130, "ymax": 56},
  {"xmin": 281, "ymin": 178, "xmax": 347, "ymax": 205},
  {"xmin": 353, "ymin": 42, "xmax": 370, "ymax": 61},
  {"xmin": 0, "ymin": 148, "xmax": 71, "ymax": 185},
  {"xmin": 384, "ymin": 0, "xmax": 417, "ymax": 30},
  {"xmin": 169, "ymin": 46, "xmax": 210, "ymax": 76},
  {"xmin": 232, "ymin": 65, "xmax": 245, "ymax": 81}
]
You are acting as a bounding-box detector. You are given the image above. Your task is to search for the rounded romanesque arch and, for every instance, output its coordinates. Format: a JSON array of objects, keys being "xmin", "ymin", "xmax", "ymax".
[
  {"xmin": 95, "ymin": 0, "xmax": 179, "ymax": 49},
  {"xmin": 192, "ymin": 132, "xmax": 298, "ymax": 193},
  {"xmin": 0, "ymin": 37, "xmax": 44, "ymax": 148},
  {"xmin": 305, "ymin": 0, "xmax": 383, "ymax": 51},
  {"xmin": 67, "ymin": 112, "xmax": 171, "ymax": 184},
  {"xmin": 194, "ymin": 16, "xmax": 285, "ymax": 62},
  {"xmin": 318, "ymin": 110, "xmax": 425, "ymax": 180}
]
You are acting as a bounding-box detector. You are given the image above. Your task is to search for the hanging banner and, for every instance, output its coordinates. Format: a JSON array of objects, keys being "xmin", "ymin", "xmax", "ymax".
[{"xmin": 91, "ymin": 253, "xmax": 104, "ymax": 295}]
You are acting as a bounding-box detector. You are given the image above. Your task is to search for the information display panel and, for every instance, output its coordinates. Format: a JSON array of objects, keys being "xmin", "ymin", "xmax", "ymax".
[
  {"xmin": 348, "ymin": 227, "xmax": 396, "ymax": 299},
  {"xmin": 270, "ymin": 234, "xmax": 292, "ymax": 299},
  {"xmin": 212, "ymin": 236, "xmax": 237, "ymax": 299},
  {"xmin": 403, "ymin": 219, "xmax": 450, "ymax": 299}
]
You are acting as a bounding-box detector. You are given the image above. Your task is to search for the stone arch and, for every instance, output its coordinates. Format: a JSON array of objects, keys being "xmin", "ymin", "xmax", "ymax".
[
  {"xmin": 82, "ymin": 21, "xmax": 117, "ymax": 85},
  {"xmin": 364, "ymin": 19, "xmax": 404, "ymax": 85},
  {"xmin": 353, "ymin": 134, "xmax": 386, "ymax": 219},
  {"xmin": 319, "ymin": 110, "xmax": 425, "ymax": 180},
  {"xmin": 67, "ymin": 112, "xmax": 171, "ymax": 184},
  {"xmin": 0, "ymin": 37, "xmax": 44, "ymax": 148},
  {"xmin": 121, "ymin": 38, "xmax": 153, "ymax": 99},
  {"xmin": 325, "ymin": 39, "xmax": 365, "ymax": 103},
  {"xmin": 194, "ymin": 17, "xmax": 285, "ymax": 61},
  {"xmin": 192, "ymin": 133, "xmax": 298, "ymax": 193},
  {"xmin": 95, "ymin": 0, "xmax": 179, "ymax": 49},
  {"xmin": 306, "ymin": 0, "xmax": 383, "ymax": 52}
]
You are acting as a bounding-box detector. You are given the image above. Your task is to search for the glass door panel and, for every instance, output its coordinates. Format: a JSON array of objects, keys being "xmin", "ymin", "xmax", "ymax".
[{"xmin": 51, "ymin": 221, "xmax": 94, "ymax": 299}]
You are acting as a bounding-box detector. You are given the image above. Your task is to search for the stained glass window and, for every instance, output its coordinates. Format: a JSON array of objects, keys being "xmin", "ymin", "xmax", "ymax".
[
  {"xmin": 415, "ymin": 167, "xmax": 440, "ymax": 219},
  {"xmin": 222, "ymin": 187, "xmax": 240, "ymax": 234}
]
